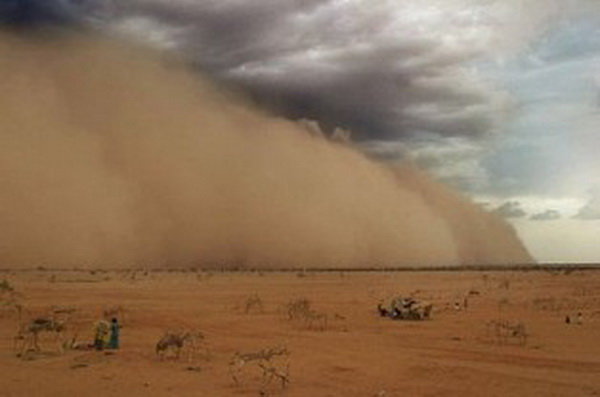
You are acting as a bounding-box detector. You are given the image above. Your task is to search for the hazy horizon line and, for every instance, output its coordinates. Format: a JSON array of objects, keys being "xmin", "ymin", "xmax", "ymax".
[{"xmin": 2, "ymin": 263, "xmax": 599, "ymax": 273}]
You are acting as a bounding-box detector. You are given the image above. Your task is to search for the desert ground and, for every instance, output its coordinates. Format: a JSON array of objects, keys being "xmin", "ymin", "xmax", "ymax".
[{"xmin": 1, "ymin": 268, "xmax": 599, "ymax": 396}]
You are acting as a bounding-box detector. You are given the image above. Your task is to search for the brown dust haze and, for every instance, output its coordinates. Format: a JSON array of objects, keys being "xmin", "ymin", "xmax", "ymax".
[{"xmin": 0, "ymin": 31, "xmax": 533, "ymax": 269}]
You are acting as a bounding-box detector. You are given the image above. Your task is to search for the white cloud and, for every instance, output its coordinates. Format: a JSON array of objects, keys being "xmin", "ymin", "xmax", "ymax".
[
  {"xmin": 108, "ymin": 16, "xmax": 186, "ymax": 49},
  {"xmin": 492, "ymin": 201, "xmax": 527, "ymax": 218},
  {"xmin": 480, "ymin": 195, "xmax": 585, "ymax": 216},
  {"xmin": 573, "ymin": 187, "xmax": 600, "ymax": 220}
]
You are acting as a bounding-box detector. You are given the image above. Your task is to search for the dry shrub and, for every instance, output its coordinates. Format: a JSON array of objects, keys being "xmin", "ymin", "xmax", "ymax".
[
  {"xmin": 532, "ymin": 297, "xmax": 558, "ymax": 311},
  {"xmin": 0, "ymin": 279, "xmax": 14, "ymax": 292},
  {"xmin": 497, "ymin": 297, "xmax": 510, "ymax": 312},
  {"xmin": 485, "ymin": 319, "xmax": 528, "ymax": 346},
  {"xmin": 229, "ymin": 345, "xmax": 290, "ymax": 393},
  {"xmin": 283, "ymin": 298, "xmax": 328, "ymax": 331},
  {"xmin": 284, "ymin": 298, "xmax": 311, "ymax": 321},
  {"xmin": 196, "ymin": 272, "xmax": 214, "ymax": 282},
  {"xmin": 0, "ymin": 282, "xmax": 21, "ymax": 319},
  {"xmin": 243, "ymin": 294, "xmax": 264, "ymax": 314}
]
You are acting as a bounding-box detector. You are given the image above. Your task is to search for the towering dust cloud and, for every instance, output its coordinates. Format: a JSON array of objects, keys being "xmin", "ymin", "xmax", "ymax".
[{"xmin": 0, "ymin": 31, "xmax": 533, "ymax": 268}]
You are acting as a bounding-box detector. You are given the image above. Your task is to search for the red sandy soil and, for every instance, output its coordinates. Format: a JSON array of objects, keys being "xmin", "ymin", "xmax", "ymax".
[{"xmin": 1, "ymin": 269, "xmax": 599, "ymax": 396}]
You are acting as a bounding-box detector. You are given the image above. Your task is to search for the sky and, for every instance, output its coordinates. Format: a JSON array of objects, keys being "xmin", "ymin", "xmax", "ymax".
[{"xmin": 2, "ymin": 0, "xmax": 599, "ymax": 263}]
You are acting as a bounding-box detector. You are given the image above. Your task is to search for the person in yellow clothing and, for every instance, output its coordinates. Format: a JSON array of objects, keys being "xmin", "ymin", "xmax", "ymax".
[{"xmin": 93, "ymin": 320, "xmax": 110, "ymax": 351}]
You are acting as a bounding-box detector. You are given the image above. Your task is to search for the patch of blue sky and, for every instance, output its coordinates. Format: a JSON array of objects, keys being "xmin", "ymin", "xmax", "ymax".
[
  {"xmin": 474, "ymin": 16, "xmax": 599, "ymax": 198},
  {"xmin": 535, "ymin": 17, "xmax": 600, "ymax": 64},
  {"xmin": 481, "ymin": 16, "xmax": 599, "ymax": 109}
]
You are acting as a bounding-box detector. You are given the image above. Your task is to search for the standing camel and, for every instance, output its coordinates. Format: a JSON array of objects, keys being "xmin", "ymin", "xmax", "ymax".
[{"xmin": 15, "ymin": 317, "xmax": 65, "ymax": 356}]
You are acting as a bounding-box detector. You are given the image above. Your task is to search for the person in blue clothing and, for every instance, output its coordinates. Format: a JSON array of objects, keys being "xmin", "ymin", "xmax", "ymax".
[{"xmin": 108, "ymin": 317, "xmax": 120, "ymax": 349}]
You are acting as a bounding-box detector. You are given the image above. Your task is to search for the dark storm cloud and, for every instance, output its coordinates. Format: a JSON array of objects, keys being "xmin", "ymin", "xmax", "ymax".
[
  {"xmin": 0, "ymin": 0, "xmax": 81, "ymax": 26},
  {"xmin": 68, "ymin": 0, "xmax": 511, "ymax": 142},
  {"xmin": 109, "ymin": 0, "xmax": 328, "ymax": 70}
]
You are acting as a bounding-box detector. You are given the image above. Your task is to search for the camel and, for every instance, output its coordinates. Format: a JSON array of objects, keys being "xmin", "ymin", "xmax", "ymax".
[
  {"xmin": 155, "ymin": 330, "xmax": 206, "ymax": 361},
  {"xmin": 15, "ymin": 317, "xmax": 65, "ymax": 356},
  {"xmin": 258, "ymin": 361, "xmax": 290, "ymax": 390}
]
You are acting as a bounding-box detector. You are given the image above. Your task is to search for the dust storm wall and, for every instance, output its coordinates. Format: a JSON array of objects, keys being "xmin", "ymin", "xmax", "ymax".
[{"xmin": 0, "ymin": 31, "xmax": 533, "ymax": 268}]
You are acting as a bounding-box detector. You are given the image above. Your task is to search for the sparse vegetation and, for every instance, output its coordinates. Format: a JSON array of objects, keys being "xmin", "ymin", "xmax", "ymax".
[{"xmin": 1, "ymin": 268, "xmax": 599, "ymax": 396}]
